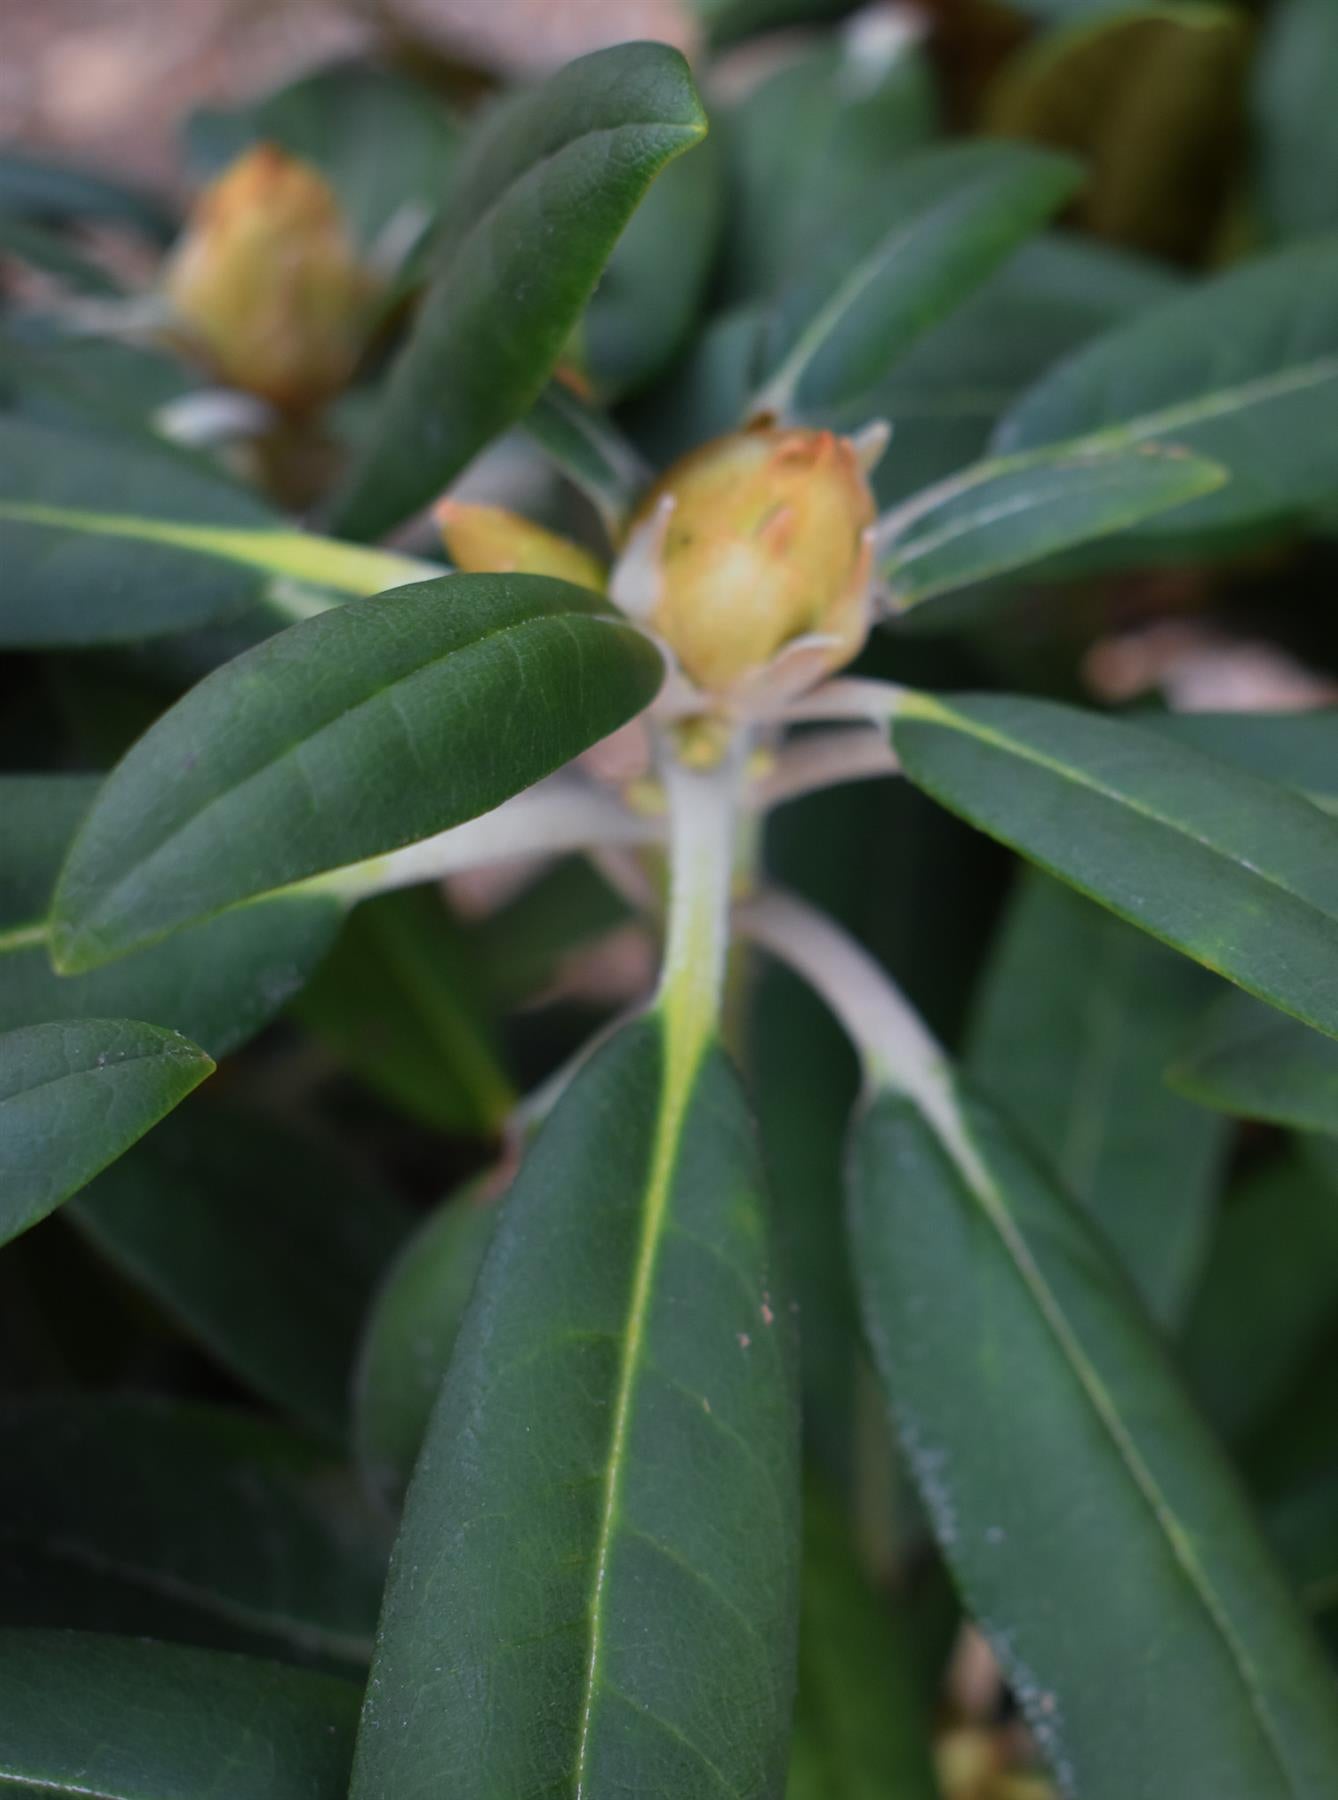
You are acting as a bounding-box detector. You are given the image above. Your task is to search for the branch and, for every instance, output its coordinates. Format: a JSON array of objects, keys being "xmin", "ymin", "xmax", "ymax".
[
  {"xmin": 316, "ymin": 773, "xmax": 662, "ymax": 904},
  {"xmin": 751, "ymin": 727, "xmax": 899, "ymax": 809}
]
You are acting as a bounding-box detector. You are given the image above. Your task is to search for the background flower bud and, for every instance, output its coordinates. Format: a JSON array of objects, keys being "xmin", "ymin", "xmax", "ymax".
[
  {"xmin": 633, "ymin": 424, "xmax": 876, "ymax": 695},
  {"xmin": 164, "ymin": 143, "xmax": 375, "ymax": 412},
  {"xmin": 437, "ymin": 501, "xmax": 607, "ymax": 591}
]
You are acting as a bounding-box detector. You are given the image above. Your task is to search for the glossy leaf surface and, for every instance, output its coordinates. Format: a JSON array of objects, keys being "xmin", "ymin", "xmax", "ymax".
[
  {"xmin": 969, "ymin": 868, "xmax": 1226, "ymax": 1322},
  {"xmin": 353, "ymin": 1181, "xmax": 499, "ymax": 1499},
  {"xmin": 882, "ymin": 442, "xmax": 1224, "ymax": 615},
  {"xmin": 0, "ymin": 327, "xmax": 193, "ymax": 438},
  {"xmin": 70, "ymin": 1101, "xmax": 411, "ymax": 1441},
  {"xmin": 750, "ymin": 141, "xmax": 1081, "ymax": 418},
  {"xmin": 893, "ymin": 691, "xmax": 1338, "ymax": 1041},
  {"xmin": 851, "ymin": 1079, "xmax": 1338, "ymax": 1798},
  {"xmin": 721, "ymin": 29, "xmax": 937, "ymax": 305},
  {"xmin": 0, "ymin": 1631, "xmax": 360, "ymax": 1799},
  {"xmin": 352, "ymin": 1017, "xmax": 798, "ymax": 1798},
  {"xmin": 996, "ymin": 237, "xmax": 1338, "ymax": 539},
  {"xmin": 842, "ymin": 234, "xmax": 1182, "ymax": 511},
  {"xmin": 0, "ymin": 774, "xmax": 342, "ymax": 1056},
  {"xmin": 0, "ymin": 417, "xmax": 272, "ymax": 645},
  {"xmin": 51, "ymin": 573, "xmax": 662, "ymax": 970},
  {"xmin": 0, "ymin": 1397, "xmax": 389, "ymax": 1667},
  {"xmin": 1138, "ymin": 708, "xmax": 1338, "ymax": 805},
  {"xmin": 0, "ymin": 418, "xmax": 437, "ymax": 646},
  {"xmin": 0, "ymin": 1020, "xmax": 211, "ymax": 1247},
  {"xmin": 579, "ymin": 131, "xmax": 723, "ymax": 398},
  {"xmin": 329, "ymin": 43, "xmax": 706, "ymax": 539},
  {"xmin": 1170, "ymin": 990, "xmax": 1338, "ymax": 1134}
]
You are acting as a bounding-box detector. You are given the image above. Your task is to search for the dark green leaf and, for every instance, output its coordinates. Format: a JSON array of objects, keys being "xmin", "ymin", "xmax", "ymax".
[
  {"xmin": 0, "ymin": 901, "xmax": 341, "ymax": 1057},
  {"xmin": 1254, "ymin": 0, "xmax": 1338, "ymax": 240},
  {"xmin": 0, "ymin": 1020, "xmax": 212, "ymax": 1248},
  {"xmin": 1137, "ymin": 708, "xmax": 1338, "ymax": 806},
  {"xmin": 840, "ymin": 234, "xmax": 1183, "ymax": 512},
  {"xmin": 851, "ymin": 1077, "xmax": 1338, "ymax": 1798},
  {"xmin": 525, "ymin": 383, "xmax": 650, "ymax": 541},
  {"xmin": 969, "ymin": 868, "xmax": 1227, "ymax": 1323},
  {"xmin": 995, "ymin": 237, "xmax": 1338, "ymax": 540},
  {"xmin": 0, "ymin": 1631, "xmax": 360, "ymax": 1799},
  {"xmin": 749, "ymin": 141, "xmax": 1081, "ymax": 419},
  {"xmin": 351, "ymin": 1017, "xmax": 798, "ymax": 1797},
  {"xmin": 69, "ymin": 1101, "xmax": 411, "ymax": 1441},
  {"xmin": 786, "ymin": 1482, "xmax": 939, "ymax": 1800},
  {"xmin": 51, "ymin": 573, "xmax": 663, "ymax": 971},
  {"xmin": 721, "ymin": 28, "xmax": 937, "ymax": 305},
  {"xmin": 353, "ymin": 1180, "xmax": 499, "ymax": 1499},
  {"xmin": 0, "ymin": 327, "xmax": 194, "ymax": 437},
  {"xmin": 0, "ymin": 774, "xmax": 342, "ymax": 1057},
  {"xmin": 0, "ymin": 417, "xmax": 433, "ymax": 647},
  {"xmin": 0, "ymin": 215, "xmax": 122, "ymax": 293},
  {"xmin": 297, "ymin": 887, "xmax": 513, "ymax": 1135},
  {"xmin": 1170, "ymin": 990, "xmax": 1338, "ymax": 1134},
  {"xmin": 625, "ymin": 302, "xmax": 766, "ymax": 466},
  {"xmin": 881, "ymin": 443, "xmax": 1224, "ymax": 615},
  {"xmin": 0, "ymin": 416, "xmax": 273, "ymax": 645},
  {"xmin": 328, "ymin": 43, "xmax": 707, "ymax": 540},
  {"xmin": 1182, "ymin": 1143, "xmax": 1338, "ymax": 1442},
  {"xmin": 0, "ymin": 1397, "xmax": 389, "ymax": 1666},
  {"xmin": 0, "ymin": 773, "xmax": 95, "ymax": 928},
  {"xmin": 0, "ymin": 147, "xmax": 175, "ymax": 240},
  {"xmin": 579, "ymin": 128, "xmax": 723, "ymax": 398},
  {"xmin": 186, "ymin": 61, "xmax": 462, "ymax": 251},
  {"xmin": 893, "ymin": 690, "xmax": 1338, "ymax": 1041}
]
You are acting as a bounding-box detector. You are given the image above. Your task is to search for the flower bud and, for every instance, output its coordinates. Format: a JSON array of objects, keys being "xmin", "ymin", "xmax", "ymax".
[
  {"xmin": 625, "ymin": 424, "xmax": 878, "ymax": 696},
  {"xmin": 437, "ymin": 501, "xmax": 606, "ymax": 592},
  {"xmin": 164, "ymin": 144, "xmax": 375, "ymax": 412}
]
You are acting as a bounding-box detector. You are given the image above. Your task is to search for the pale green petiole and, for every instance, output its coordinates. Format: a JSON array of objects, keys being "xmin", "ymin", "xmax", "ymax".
[
  {"xmin": 0, "ymin": 500, "xmax": 442, "ymax": 614},
  {"xmin": 572, "ymin": 726, "xmax": 745, "ymax": 1795},
  {"xmin": 736, "ymin": 884, "xmax": 989, "ymax": 1188},
  {"xmin": 310, "ymin": 773, "xmax": 664, "ymax": 907}
]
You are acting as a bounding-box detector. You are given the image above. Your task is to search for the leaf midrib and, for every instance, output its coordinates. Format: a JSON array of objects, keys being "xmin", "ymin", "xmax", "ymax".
[
  {"xmin": 1009, "ymin": 352, "xmax": 1338, "ymax": 458},
  {"xmin": 57, "ymin": 606, "xmax": 634, "ymax": 958},
  {"xmin": 936, "ymin": 1095, "xmax": 1302, "ymax": 1792},
  {"xmin": 571, "ymin": 1039, "xmax": 703, "ymax": 1796},
  {"xmin": 0, "ymin": 1524, "xmax": 372, "ymax": 1667},
  {"xmin": 0, "ymin": 1038, "xmax": 204, "ymax": 1111},
  {"xmin": 888, "ymin": 458, "xmax": 1212, "ymax": 597},
  {"xmin": 904, "ymin": 696, "xmax": 1338, "ymax": 924},
  {"xmin": 759, "ymin": 163, "xmax": 1027, "ymax": 411}
]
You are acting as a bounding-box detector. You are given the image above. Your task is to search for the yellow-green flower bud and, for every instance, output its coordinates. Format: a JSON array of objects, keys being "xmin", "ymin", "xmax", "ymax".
[
  {"xmin": 164, "ymin": 144, "xmax": 375, "ymax": 412},
  {"xmin": 436, "ymin": 501, "xmax": 607, "ymax": 592},
  {"xmin": 627, "ymin": 424, "xmax": 878, "ymax": 696}
]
